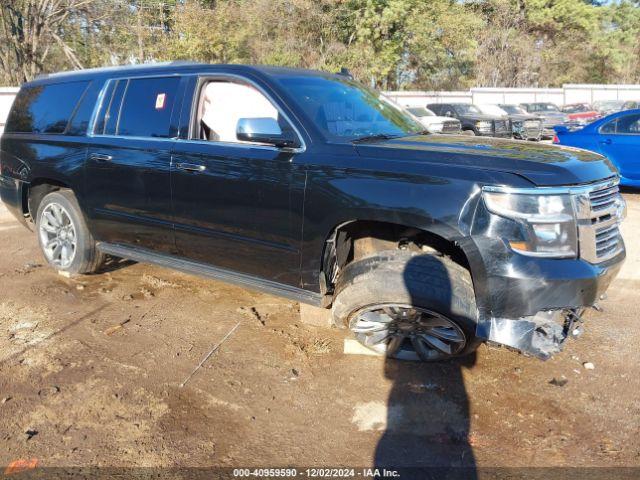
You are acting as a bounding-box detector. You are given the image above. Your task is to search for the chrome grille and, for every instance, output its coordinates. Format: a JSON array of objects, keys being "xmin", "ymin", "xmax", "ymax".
[
  {"xmin": 576, "ymin": 180, "xmax": 625, "ymax": 263},
  {"xmin": 595, "ymin": 224, "xmax": 621, "ymax": 259},
  {"xmin": 494, "ymin": 120, "xmax": 508, "ymax": 133},
  {"xmin": 589, "ymin": 184, "xmax": 619, "ymax": 212},
  {"xmin": 442, "ymin": 121, "xmax": 460, "ymax": 134}
]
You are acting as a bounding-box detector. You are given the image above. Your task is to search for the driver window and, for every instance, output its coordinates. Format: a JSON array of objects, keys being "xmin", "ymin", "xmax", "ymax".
[{"xmin": 197, "ymin": 80, "xmax": 281, "ymax": 143}]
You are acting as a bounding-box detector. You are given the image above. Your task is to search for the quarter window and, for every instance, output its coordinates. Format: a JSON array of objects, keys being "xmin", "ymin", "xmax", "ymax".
[
  {"xmin": 600, "ymin": 119, "xmax": 617, "ymax": 134},
  {"xmin": 5, "ymin": 81, "xmax": 90, "ymax": 134}
]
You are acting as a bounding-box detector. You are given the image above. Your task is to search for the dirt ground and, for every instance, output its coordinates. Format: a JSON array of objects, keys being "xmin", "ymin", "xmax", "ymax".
[{"xmin": 0, "ymin": 191, "xmax": 639, "ymax": 474}]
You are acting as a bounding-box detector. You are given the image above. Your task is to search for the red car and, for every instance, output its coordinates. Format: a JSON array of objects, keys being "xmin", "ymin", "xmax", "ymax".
[{"xmin": 561, "ymin": 103, "xmax": 600, "ymax": 124}]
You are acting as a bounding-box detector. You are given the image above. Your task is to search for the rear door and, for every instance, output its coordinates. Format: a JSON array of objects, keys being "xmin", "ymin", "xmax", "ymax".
[
  {"xmin": 598, "ymin": 112, "xmax": 640, "ymax": 183},
  {"xmin": 169, "ymin": 75, "xmax": 307, "ymax": 286},
  {"xmin": 84, "ymin": 75, "xmax": 186, "ymax": 253}
]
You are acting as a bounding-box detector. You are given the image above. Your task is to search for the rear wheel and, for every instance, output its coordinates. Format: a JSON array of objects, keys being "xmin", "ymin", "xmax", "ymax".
[
  {"xmin": 36, "ymin": 190, "xmax": 104, "ymax": 275},
  {"xmin": 462, "ymin": 129, "xmax": 476, "ymax": 136},
  {"xmin": 332, "ymin": 250, "xmax": 479, "ymax": 361}
]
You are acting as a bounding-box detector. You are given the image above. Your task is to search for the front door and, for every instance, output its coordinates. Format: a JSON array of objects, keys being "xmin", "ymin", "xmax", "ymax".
[
  {"xmin": 84, "ymin": 75, "xmax": 185, "ymax": 252},
  {"xmin": 170, "ymin": 77, "xmax": 306, "ymax": 286}
]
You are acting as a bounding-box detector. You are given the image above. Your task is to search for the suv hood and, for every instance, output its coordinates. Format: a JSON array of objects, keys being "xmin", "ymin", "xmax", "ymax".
[
  {"xmin": 354, "ymin": 135, "xmax": 617, "ymax": 187},
  {"xmin": 508, "ymin": 113, "xmax": 540, "ymax": 121},
  {"xmin": 538, "ymin": 111, "xmax": 567, "ymax": 121},
  {"xmin": 457, "ymin": 113, "xmax": 501, "ymax": 121},
  {"xmin": 419, "ymin": 115, "xmax": 459, "ymax": 123}
]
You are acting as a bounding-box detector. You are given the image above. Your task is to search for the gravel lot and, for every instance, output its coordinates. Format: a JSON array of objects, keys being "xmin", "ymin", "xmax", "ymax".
[{"xmin": 0, "ymin": 191, "xmax": 638, "ymax": 472}]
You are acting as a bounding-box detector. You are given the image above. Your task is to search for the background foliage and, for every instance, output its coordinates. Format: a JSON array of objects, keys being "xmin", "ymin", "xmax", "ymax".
[{"xmin": 1, "ymin": 0, "xmax": 639, "ymax": 89}]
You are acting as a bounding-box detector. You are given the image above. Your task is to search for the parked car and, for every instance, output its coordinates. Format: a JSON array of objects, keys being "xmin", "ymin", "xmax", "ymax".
[
  {"xmin": 427, "ymin": 103, "xmax": 511, "ymax": 138},
  {"xmin": 561, "ymin": 103, "xmax": 600, "ymax": 125},
  {"xmin": 405, "ymin": 106, "xmax": 461, "ymax": 134},
  {"xmin": 622, "ymin": 100, "xmax": 640, "ymax": 110},
  {"xmin": 593, "ymin": 100, "xmax": 625, "ymax": 116},
  {"xmin": 490, "ymin": 104, "xmax": 544, "ymax": 141},
  {"xmin": 0, "ymin": 63, "xmax": 626, "ymax": 362},
  {"xmin": 554, "ymin": 109, "xmax": 640, "ymax": 188},
  {"xmin": 520, "ymin": 102, "xmax": 569, "ymax": 138}
]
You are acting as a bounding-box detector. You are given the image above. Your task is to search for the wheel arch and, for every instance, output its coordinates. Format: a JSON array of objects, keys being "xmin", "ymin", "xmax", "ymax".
[
  {"xmin": 26, "ymin": 178, "xmax": 73, "ymax": 221},
  {"xmin": 318, "ymin": 218, "xmax": 482, "ymax": 308}
]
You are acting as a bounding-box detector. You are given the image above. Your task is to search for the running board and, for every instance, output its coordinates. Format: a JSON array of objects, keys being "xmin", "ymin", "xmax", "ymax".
[{"xmin": 96, "ymin": 242, "xmax": 323, "ymax": 306}]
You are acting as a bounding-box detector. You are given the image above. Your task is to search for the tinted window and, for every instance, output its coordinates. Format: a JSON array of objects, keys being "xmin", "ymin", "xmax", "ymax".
[
  {"xmin": 66, "ymin": 83, "xmax": 97, "ymax": 136},
  {"xmin": 600, "ymin": 119, "xmax": 617, "ymax": 134},
  {"xmin": 615, "ymin": 113, "xmax": 640, "ymax": 134},
  {"xmin": 104, "ymin": 80, "xmax": 127, "ymax": 135},
  {"xmin": 116, "ymin": 77, "xmax": 180, "ymax": 138},
  {"xmin": 453, "ymin": 104, "xmax": 481, "ymax": 115},
  {"xmin": 5, "ymin": 81, "xmax": 90, "ymax": 134}
]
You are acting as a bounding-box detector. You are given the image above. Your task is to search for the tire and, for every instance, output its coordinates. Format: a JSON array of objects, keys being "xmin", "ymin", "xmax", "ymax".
[
  {"xmin": 462, "ymin": 129, "xmax": 476, "ymax": 136},
  {"xmin": 36, "ymin": 190, "xmax": 104, "ymax": 275},
  {"xmin": 332, "ymin": 249, "xmax": 480, "ymax": 361}
]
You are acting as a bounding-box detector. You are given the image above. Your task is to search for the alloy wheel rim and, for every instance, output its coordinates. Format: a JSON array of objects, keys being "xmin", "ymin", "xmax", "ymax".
[
  {"xmin": 350, "ymin": 304, "xmax": 466, "ymax": 361},
  {"xmin": 39, "ymin": 202, "xmax": 77, "ymax": 269}
]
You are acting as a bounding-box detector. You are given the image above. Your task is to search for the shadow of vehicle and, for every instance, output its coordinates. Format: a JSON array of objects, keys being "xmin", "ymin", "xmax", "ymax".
[
  {"xmin": 373, "ymin": 254, "xmax": 478, "ymax": 479},
  {"xmin": 96, "ymin": 255, "xmax": 137, "ymax": 274}
]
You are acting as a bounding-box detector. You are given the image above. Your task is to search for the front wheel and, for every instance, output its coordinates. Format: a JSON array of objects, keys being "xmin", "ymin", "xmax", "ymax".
[
  {"xmin": 36, "ymin": 190, "xmax": 104, "ymax": 275},
  {"xmin": 332, "ymin": 250, "xmax": 480, "ymax": 361}
]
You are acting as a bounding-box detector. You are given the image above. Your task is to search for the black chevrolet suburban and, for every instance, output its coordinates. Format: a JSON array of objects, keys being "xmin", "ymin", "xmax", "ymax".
[
  {"xmin": 0, "ymin": 63, "xmax": 627, "ymax": 361},
  {"xmin": 427, "ymin": 103, "xmax": 511, "ymax": 138}
]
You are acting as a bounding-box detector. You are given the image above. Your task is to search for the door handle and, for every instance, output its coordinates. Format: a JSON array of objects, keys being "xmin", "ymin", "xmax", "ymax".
[
  {"xmin": 599, "ymin": 138, "xmax": 612, "ymax": 145},
  {"xmin": 175, "ymin": 163, "xmax": 206, "ymax": 173},
  {"xmin": 89, "ymin": 153, "xmax": 113, "ymax": 162}
]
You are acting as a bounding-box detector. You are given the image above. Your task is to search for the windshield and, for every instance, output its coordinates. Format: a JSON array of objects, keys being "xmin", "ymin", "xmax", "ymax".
[
  {"xmin": 500, "ymin": 104, "xmax": 527, "ymax": 115},
  {"xmin": 563, "ymin": 104, "xmax": 590, "ymax": 113},
  {"xmin": 477, "ymin": 104, "xmax": 507, "ymax": 116},
  {"xmin": 594, "ymin": 100, "xmax": 624, "ymax": 110},
  {"xmin": 536, "ymin": 103, "xmax": 560, "ymax": 112},
  {"xmin": 275, "ymin": 75, "xmax": 423, "ymax": 140},
  {"xmin": 453, "ymin": 104, "xmax": 482, "ymax": 115},
  {"xmin": 407, "ymin": 107, "xmax": 434, "ymax": 117}
]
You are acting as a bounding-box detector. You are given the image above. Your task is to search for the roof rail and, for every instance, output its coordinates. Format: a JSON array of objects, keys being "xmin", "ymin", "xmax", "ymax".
[{"xmin": 34, "ymin": 61, "xmax": 203, "ymax": 80}]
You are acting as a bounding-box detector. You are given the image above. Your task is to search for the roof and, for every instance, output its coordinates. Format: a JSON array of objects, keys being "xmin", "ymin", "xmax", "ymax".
[{"xmin": 28, "ymin": 62, "xmax": 340, "ymax": 86}]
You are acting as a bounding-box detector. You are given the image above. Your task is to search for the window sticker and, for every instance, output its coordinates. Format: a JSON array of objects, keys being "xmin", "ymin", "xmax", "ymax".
[{"xmin": 155, "ymin": 93, "xmax": 167, "ymax": 110}]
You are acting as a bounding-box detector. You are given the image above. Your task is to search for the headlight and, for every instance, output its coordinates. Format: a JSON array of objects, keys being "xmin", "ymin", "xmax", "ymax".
[
  {"xmin": 482, "ymin": 188, "xmax": 577, "ymax": 258},
  {"xmin": 476, "ymin": 121, "xmax": 492, "ymax": 132},
  {"xmin": 427, "ymin": 122, "xmax": 444, "ymax": 133}
]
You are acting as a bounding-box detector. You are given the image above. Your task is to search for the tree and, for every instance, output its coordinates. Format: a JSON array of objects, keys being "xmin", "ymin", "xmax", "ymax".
[{"xmin": 0, "ymin": 0, "xmax": 94, "ymax": 84}]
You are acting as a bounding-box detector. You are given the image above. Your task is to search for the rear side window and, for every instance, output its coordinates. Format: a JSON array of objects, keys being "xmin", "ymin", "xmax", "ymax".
[
  {"xmin": 616, "ymin": 113, "xmax": 640, "ymax": 134},
  {"xmin": 5, "ymin": 81, "xmax": 90, "ymax": 134},
  {"xmin": 116, "ymin": 77, "xmax": 180, "ymax": 138},
  {"xmin": 600, "ymin": 113, "xmax": 640, "ymax": 134},
  {"xmin": 600, "ymin": 119, "xmax": 617, "ymax": 134}
]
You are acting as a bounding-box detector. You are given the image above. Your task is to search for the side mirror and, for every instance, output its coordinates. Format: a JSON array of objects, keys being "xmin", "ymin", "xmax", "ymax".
[{"xmin": 236, "ymin": 117, "xmax": 298, "ymax": 148}]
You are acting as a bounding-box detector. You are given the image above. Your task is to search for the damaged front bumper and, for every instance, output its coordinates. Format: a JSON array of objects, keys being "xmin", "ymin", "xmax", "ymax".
[
  {"xmin": 472, "ymin": 248, "xmax": 625, "ymax": 359},
  {"xmin": 477, "ymin": 308, "xmax": 587, "ymax": 360}
]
